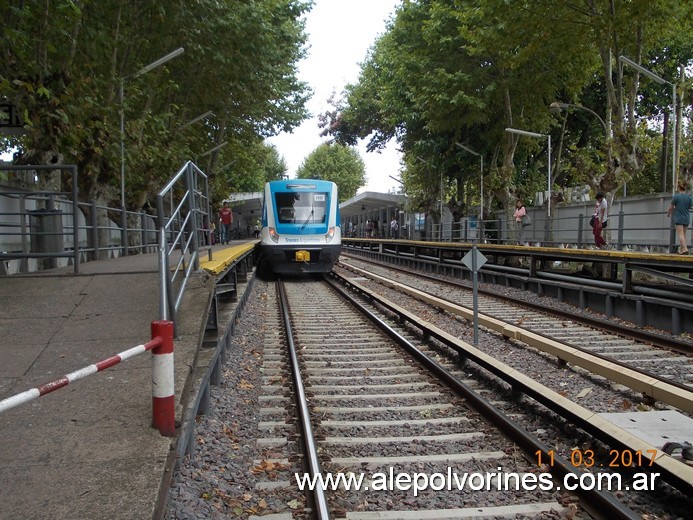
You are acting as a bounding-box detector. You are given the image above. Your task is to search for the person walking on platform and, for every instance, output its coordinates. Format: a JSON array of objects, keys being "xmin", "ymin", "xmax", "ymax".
[
  {"xmin": 667, "ymin": 180, "xmax": 692, "ymax": 255},
  {"xmin": 592, "ymin": 192, "xmax": 608, "ymax": 249},
  {"xmin": 513, "ymin": 200, "xmax": 528, "ymax": 246},
  {"xmin": 219, "ymin": 201, "xmax": 233, "ymax": 244},
  {"xmin": 390, "ymin": 216, "xmax": 399, "ymax": 239}
]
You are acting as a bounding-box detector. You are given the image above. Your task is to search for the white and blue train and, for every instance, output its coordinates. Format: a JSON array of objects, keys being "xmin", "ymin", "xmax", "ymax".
[{"xmin": 260, "ymin": 179, "xmax": 341, "ymax": 274}]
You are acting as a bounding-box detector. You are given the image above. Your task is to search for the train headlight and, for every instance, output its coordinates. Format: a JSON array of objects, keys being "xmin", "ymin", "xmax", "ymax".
[
  {"xmin": 325, "ymin": 226, "xmax": 335, "ymax": 242},
  {"xmin": 269, "ymin": 227, "xmax": 279, "ymax": 243}
]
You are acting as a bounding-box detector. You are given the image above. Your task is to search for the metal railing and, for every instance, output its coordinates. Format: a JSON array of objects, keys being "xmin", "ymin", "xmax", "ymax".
[
  {"xmin": 155, "ymin": 161, "xmax": 211, "ymax": 330},
  {"xmin": 417, "ymin": 194, "xmax": 687, "ymax": 252},
  {"xmin": 0, "ymin": 165, "xmax": 80, "ymax": 273},
  {"xmin": 0, "ymin": 164, "xmax": 162, "ymax": 275}
]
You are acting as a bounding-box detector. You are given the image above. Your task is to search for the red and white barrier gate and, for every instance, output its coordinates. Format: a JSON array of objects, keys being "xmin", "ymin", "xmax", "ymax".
[{"xmin": 0, "ymin": 320, "xmax": 176, "ymax": 436}]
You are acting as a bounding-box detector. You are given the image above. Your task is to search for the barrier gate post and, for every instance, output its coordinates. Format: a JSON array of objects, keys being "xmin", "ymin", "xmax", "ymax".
[{"xmin": 151, "ymin": 320, "xmax": 175, "ymax": 436}]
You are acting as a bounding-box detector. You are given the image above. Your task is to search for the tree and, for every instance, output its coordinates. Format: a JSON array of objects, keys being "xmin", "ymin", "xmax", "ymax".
[
  {"xmin": 323, "ymin": 0, "xmax": 692, "ymax": 223},
  {"xmin": 0, "ymin": 0, "xmax": 312, "ymax": 208},
  {"xmin": 296, "ymin": 143, "xmax": 366, "ymax": 201}
]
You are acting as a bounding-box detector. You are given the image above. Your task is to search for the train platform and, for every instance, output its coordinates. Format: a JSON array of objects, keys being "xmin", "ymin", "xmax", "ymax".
[{"xmin": 0, "ymin": 242, "xmax": 248, "ymax": 520}]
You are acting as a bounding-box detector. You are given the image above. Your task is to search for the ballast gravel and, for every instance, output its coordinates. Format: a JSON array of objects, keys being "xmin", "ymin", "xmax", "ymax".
[{"xmin": 166, "ymin": 264, "xmax": 692, "ymax": 519}]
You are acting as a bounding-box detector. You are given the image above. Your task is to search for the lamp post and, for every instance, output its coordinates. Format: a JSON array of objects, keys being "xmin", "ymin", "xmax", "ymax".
[
  {"xmin": 549, "ymin": 101, "xmax": 616, "ymax": 192},
  {"xmin": 619, "ymin": 55, "xmax": 676, "ymax": 195},
  {"xmin": 455, "ymin": 143, "xmax": 484, "ymax": 226},
  {"xmin": 549, "ymin": 102, "xmax": 608, "ymax": 136},
  {"xmin": 120, "ymin": 47, "xmax": 184, "ymax": 210},
  {"xmin": 505, "ymin": 128, "xmax": 552, "ymax": 217}
]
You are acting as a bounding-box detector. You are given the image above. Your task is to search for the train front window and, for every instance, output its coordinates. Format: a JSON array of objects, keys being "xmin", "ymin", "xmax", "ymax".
[{"xmin": 276, "ymin": 192, "xmax": 327, "ymax": 225}]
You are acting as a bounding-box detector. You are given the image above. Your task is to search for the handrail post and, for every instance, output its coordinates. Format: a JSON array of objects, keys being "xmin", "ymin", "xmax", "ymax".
[
  {"xmin": 139, "ymin": 211, "xmax": 146, "ymax": 254},
  {"xmin": 669, "ymin": 214, "xmax": 677, "ymax": 253},
  {"xmin": 120, "ymin": 206, "xmax": 128, "ymax": 257},
  {"xmin": 185, "ymin": 163, "xmax": 200, "ymax": 270},
  {"xmin": 151, "ymin": 320, "xmax": 175, "ymax": 436},
  {"xmin": 71, "ymin": 166, "xmax": 80, "ymax": 273},
  {"xmin": 617, "ymin": 210, "xmax": 624, "ymax": 250},
  {"xmin": 204, "ymin": 174, "xmax": 213, "ymax": 261},
  {"xmin": 89, "ymin": 200, "xmax": 99, "ymax": 261}
]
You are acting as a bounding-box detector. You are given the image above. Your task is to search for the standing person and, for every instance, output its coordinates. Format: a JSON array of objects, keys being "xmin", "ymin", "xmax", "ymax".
[
  {"xmin": 348, "ymin": 220, "xmax": 354, "ymax": 237},
  {"xmin": 202, "ymin": 215, "xmax": 211, "ymax": 246},
  {"xmin": 366, "ymin": 219, "xmax": 373, "ymax": 238},
  {"xmin": 592, "ymin": 192, "xmax": 608, "ymax": 249},
  {"xmin": 218, "ymin": 201, "xmax": 233, "ymax": 245},
  {"xmin": 253, "ymin": 223, "xmax": 260, "ymax": 239},
  {"xmin": 390, "ymin": 216, "xmax": 399, "ymax": 238},
  {"xmin": 513, "ymin": 200, "xmax": 527, "ymax": 245},
  {"xmin": 667, "ymin": 180, "xmax": 692, "ymax": 255}
]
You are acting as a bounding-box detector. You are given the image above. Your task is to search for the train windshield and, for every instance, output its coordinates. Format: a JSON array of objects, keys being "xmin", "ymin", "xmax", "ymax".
[{"xmin": 275, "ymin": 191, "xmax": 328, "ymax": 225}]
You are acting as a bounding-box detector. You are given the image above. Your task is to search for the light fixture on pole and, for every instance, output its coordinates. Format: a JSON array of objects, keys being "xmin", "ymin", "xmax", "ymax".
[
  {"xmin": 619, "ymin": 55, "xmax": 676, "ymax": 195},
  {"xmin": 199, "ymin": 141, "xmax": 228, "ymax": 159},
  {"xmin": 120, "ymin": 47, "xmax": 185, "ymax": 210},
  {"xmin": 178, "ymin": 110, "xmax": 213, "ymax": 131},
  {"xmin": 548, "ymin": 102, "xmax": 608, "ymax": 136},
  {"xmin": 549, "ymin": 101, "xmax": 618, "ymax": 193},
  {"xmin": 455, "ymin": 143, "xmax": 484, "ymax": 225},
  {"xmin": 505, "ymin": 128, "xmax": 552, "ymax": 217}
]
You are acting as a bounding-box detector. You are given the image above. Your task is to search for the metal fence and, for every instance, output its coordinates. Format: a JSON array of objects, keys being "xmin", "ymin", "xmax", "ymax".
[
  {"xmin": 155, "ymin": 161, "xmax": 211, "ymax": 329},
  {"xmin": 1, "ymin": 160, "xmax": 214, "ymax": 334},
  {"xmin": 0, "ymin": 164, "xmax": 164, "ymax": 274},
  {"xmin": 424, "ymin": 193, "xmax": 685, "ymax": 252}
]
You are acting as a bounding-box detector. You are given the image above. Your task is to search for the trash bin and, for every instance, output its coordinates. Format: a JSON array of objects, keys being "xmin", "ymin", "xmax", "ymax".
[{"xmin": 30, "ymin": 209, "xmax": 64, "ymax": 268}]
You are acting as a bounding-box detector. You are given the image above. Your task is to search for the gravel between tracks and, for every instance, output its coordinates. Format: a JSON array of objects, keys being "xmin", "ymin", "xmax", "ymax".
[
  {"xmin": 166, "ymin": 268, "xmax": 692, "ymax": 519},
  {"xmin": 166, "ymin": 278, "xmax": 309, "ymax": 520}
]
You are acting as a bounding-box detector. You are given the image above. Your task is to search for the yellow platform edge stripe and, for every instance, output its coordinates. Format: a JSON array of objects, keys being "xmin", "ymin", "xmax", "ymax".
[
  {"xmin": 342, "ymin": 238, "xmax": 693, "ymax": 262},
  {"xmin": 200, "ymin": 242, "xmax": 257, "ymax": 275}
]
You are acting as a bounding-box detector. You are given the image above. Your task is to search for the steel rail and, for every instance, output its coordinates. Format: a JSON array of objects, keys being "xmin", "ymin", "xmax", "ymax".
[
  {"xmin": 341, "ymin": 254, "xmax": 693, "ymax": 355},
  {"xmin": 339, "ymin": 260, "xmax": 693, "ymax": 411},
  {"xmin": 325, "ymin": 274, "xmax": 640, "ymax": 520},
  {"xmin": 276, "ymin": 280, "xmax": 331, "ymax": 520},
  {"xmin": 329, "ymin": 270, "xmax": 693, "ymax": 494}
]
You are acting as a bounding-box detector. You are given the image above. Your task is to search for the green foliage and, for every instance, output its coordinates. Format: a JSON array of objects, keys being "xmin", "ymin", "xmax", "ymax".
[
  {"xmin": 296, "ymin": 143, "xmax": 366, "ymax": 201},
  {"xmin": 323, "ymin": 0, "xmax": 693, "ymax": 216},
  {"xmin": 0, "ymin": 0, "xmax": 312, "ymax": 208}
]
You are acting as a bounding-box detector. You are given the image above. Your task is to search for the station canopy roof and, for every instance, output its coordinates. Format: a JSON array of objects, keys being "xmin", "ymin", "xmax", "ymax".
[
  {"xmin": 224, "ymin": 189, "xmax": 407, "ymax": 221},
  {"xmin": 339, "ymin": 191, "xmax": 407, "ymax": 219},
  {"xmin": 225, "ymin": 191, "xmax": 262, "ymax": 221}
]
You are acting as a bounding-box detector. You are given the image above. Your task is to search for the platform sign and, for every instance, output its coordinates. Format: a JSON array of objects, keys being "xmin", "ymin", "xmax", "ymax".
[
  {"xmin": 462, "ymin": 246, "xmax": 486, "ymax": 346},
  {"xmin": 0, "ymin": 102, "xmax": 25, "ymax": 136},
  {"xmin": 462, "ymin": 247, "xmax": 487, "ymax": 272}
]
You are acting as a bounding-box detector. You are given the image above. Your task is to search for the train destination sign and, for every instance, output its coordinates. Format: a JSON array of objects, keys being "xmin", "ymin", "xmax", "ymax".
[{"xmin": 0, "ymin": 102, "xmax": 26, "ymax": 136}]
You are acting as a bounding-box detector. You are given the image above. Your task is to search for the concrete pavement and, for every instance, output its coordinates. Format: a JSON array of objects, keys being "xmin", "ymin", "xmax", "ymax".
[{"xmin": 0, "ymin": 251, "xmax": 216, "ymax": 519}]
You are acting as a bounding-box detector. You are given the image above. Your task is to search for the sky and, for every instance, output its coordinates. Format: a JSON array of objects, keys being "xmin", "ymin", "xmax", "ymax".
[{"xmin": 266, "ymin": 0, "xmax": 402, "ymax": 194}]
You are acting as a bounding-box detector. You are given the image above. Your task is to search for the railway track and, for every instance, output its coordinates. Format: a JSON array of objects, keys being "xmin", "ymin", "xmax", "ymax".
[
  {"xmin": 273, "ymin": 276, "xmax": 692, "ymax": 519},
  {"xmin": 338, "ymin": 254, "xmax": 693, "ymax": 393}
]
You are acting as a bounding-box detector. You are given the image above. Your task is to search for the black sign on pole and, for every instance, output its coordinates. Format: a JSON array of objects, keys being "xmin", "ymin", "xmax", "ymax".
[{"xmin": 0, "ymin": 102, "xmax": 26, "ymax": 136}]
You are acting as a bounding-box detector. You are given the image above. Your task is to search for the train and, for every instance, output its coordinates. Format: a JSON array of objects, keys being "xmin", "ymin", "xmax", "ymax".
[{"xmin": 259, "ymin": 179, "xmax": 342, "ymax": 274}]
